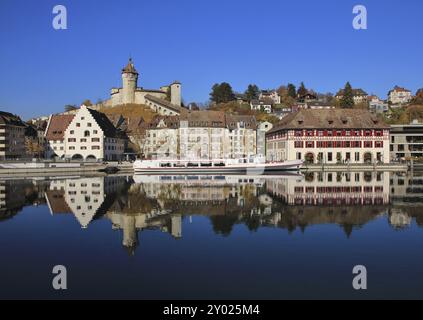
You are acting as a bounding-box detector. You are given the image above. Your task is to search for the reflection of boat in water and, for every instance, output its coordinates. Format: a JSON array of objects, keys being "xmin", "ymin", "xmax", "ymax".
[
  {"xmin": 133, "ymin": 173, "xmax": 304, "ymax": 186},
  {"xmin": 133, "ymin": 156, "xmax": 303, "ymax": 174}
]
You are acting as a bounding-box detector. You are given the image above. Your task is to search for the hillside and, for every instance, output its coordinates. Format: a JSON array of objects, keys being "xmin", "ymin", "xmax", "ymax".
[
  {"xmin": 98, "ymin": 104, "xmax": 157, "ymax": 123},
  {"xmin": 386, "ymin": 105, "xmax": 423, "ymax": 125},
  {"xmin": 209, "ymin": 101, "xmax": 280, "ymax": 124}
]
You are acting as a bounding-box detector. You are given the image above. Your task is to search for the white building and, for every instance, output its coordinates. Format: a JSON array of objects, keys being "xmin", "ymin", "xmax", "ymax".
[
  {"xmin": 335, "ymin": 88, "xmax": 368, "ymax": 105},
  {"xmin": 250, "ymin": 100, "xmax": 272, "ymax": 113},
  {"xmin": 257, "ymin": 122, "xmax": 273, "ymax": 157},
  {"xmin": 144, "ymin": 111, "xmax": 257, "ymax": 160},
  {"xmin": 390, "ymin": 122, "xmax": 423, "ymax": 161},
  {"xmin": 388, "ymin": 86, "xmax": 413, "ymax": 105},
  {"xmin": 259, "ymin": 90, "xmax": 281, "ymax": 104},
  {"xmin": 46, "ymin": 106, "xmax": 127, "ymax": 161},
  {"xmin": 368, "ymin": 95, "xmax": 389, "ymax": 113},
  {"xmin": 266, "ymin": 109, "xmax": 390, "ymax": 164},
  {"xmin": 45, "ymin": 114, "xmax": 75, "ymax": 159}
]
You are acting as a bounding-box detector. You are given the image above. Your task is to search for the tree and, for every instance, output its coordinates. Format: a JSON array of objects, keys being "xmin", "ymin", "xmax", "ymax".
[
  {"xmin": 64, "ymin": 104, "xmax": 78, "ymax": 112},
  {"xmin": 412, "ymin": 88, "xmax": 423, "ymax": 104},
  {"xmin": 82, "ymin": 99, "xmax": 93, "ymax": 106},
  {"xmin": 244, "ymin": 84, "xmax": 260, "ymax": 101},
  {"xmin": 287, "ymin": 83, "xmax": 297, "ymax": 98},
  {"xmin": 340, "ymin": 82, "xmax": 355, "ymax": 108},
  {"xmin": 210, "ymin": 83, "xmax": 235, "ymax": 104},
  {"xmin": 297, "ymin": 82, "xmax": 307, "ymax": 97}
]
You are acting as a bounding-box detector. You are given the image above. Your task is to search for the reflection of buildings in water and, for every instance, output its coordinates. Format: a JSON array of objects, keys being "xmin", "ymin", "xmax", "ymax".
[
  {"xmin": 389, "ymin": 208, "xmax": 412, "ymax": 229},
  {"xmin": 0, "ymin": 180, "xmax": 46, "ymax": 221},
  {"xmin": 389, "ymin": 173, "xmax": 423, "ymax": 229},
  {"xmin": 390, "ymin": 173, "xmax": 423, "ymax": 203},
  {"xmin": 45, "ymin": 176, "xmax": 127, "ymax": 228},
  {"xmin": 106, "ymin": 211, "xmax": 182, "ymax": 255},
  {"xmin": 266, "ymin": 171, "xmax": 390, "ymax": 206}
]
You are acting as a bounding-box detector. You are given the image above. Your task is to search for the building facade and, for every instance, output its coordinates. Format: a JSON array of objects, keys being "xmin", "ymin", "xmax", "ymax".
[
  {"xmin": 335, "ymin": 88, "xmax": 368, "ymax": 105},
  {"xmin": 46, "ymin": 106, "xmax": 127, "ymax": 161},
  {"xmin": 390, "ymin": 123, "xmax": 423, "ymax": 160},
  {"xmin": 388, "ymin": 86, "xmax": 413, "ymax": 105},
  {"xmin": 266, "ymin": 109, "xmax": 390, "ymax": 164},
  {"xmin": 0, "ymin": 111, "xmax": 27, "ymax": 160},
  {"xmin": 144, "ymin": 111, "xmax": 257, "ymax": 160}
]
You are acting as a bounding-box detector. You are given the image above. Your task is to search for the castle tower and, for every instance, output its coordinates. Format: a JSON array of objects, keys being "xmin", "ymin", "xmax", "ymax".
[
  {"xmin": 170, "ymin": 81, "xmax": 182, "ymax": 107},
  {"xmin": 121, "ymin": 58, "xmax": 138, "ymax": 105}
]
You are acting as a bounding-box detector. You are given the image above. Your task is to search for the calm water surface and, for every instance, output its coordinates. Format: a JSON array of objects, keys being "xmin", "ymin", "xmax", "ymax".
[{"xmin": 0, "ymin": 171, "xmax": 422, "ymax": 299}]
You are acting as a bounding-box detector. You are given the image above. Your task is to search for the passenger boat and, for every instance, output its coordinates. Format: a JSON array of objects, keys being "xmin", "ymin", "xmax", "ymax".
[{"xmin": 133, "ymin": 156, "xmax": 303, "ymax": 174}]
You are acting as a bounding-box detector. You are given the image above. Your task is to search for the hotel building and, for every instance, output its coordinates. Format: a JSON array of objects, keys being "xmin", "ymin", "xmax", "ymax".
[
  {"xmin": 144, "ymin": 111, "xmax": 257, "ymax": 160},
  {"xmin": 266, "ymin": 109, "xmax": 390, "ymax": 164}
]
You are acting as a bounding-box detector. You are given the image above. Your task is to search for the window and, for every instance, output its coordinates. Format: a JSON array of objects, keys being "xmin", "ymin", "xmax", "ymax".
[
  {"xmin": 92, "ymin": 146, "xmax": 100, "ymax": 150},
  {"xmin": 375, "ymin": 141, "xmax": 384, "ymax": 148},
  {"xmin": 364, "ymin": 141, "xmax": 373, "ymax": 148},
  {"xmin": 328, "ymin": 152, "xmax": 333, "ymax": 162},
  {"xmin": 92, "ymin": 138, "xmax": 100, "ymax": 142},
  {"xmin": 296, "ymin": 152, "xmax": 302, "ymax": 160},
  {"xmin": 87, "ymin": 123, "xmax": 92, "ymax": 127},
  {"xmin": 68, "ymin": 138, "xmax": 76, "ymax": 142},
  {"xmin": 93, "ymin": 130, "xmax": 98, "ymax": 134},
  {"xmin": 84, "ymin": 131, "xmax": 90, "ymax": 137},
  {"xmin": 81, "ymin": 146, "xmax": 87, "ymax": 150},
  {"xmin": 306, "ymin": 141, "xmax": 314, "ymax": 148},
  {"xmin": 76, "ymin": 123, "xmax": 80, "ymax": 127},
  {"xmin": 294, "ymin": 130, "xmax": 303, "ymax": 137},
  {"xmin": 355, "ymin": 152, "xmax": 360, "ymax": 162},
  {"xmin": 69, "ymin": 146, "xmax": 75, "ymax": 150},
  {"xmin": 294, "ymin": 141, "xmax": 304, "ymax": 148},
  {"xmin": 70, "ymin": 130, "xmax": 74, "ymax": 134},
  {"xmin": 80, "ymin": 138, "xmax": 87, "ymax": 143}
]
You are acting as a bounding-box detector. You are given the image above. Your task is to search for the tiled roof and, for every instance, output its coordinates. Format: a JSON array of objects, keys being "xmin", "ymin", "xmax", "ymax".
[
  {"xmin": 336, "ymin": 88, "xmax": 368, "ymax": 97},
  {"xmin": 268, "ymin": 109, "xmax": 389, "ymax": 134},
  {"xmin": 390, "ymin": 86, "xmax": 411, "ymax": 94},
  {"xmin": 45, "ymin": 114, "xmax": 75, "ymax": 140},
  {"xmin": 0, "ymin": 111, "xmax": 26, "ymax": 127},
  {"xmin": 225, "ymin": 114, "xmax": 257, "ymax": 130}
]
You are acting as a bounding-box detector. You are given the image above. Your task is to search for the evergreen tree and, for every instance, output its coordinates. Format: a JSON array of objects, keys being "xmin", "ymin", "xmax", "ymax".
[
  {"xmin": 340, "ymin": 82, "xmax": 355, "ymax": 108},
  {"xmin": 297, "ymin": 82, "xmax": 307, "ymax": 97},
  {"xmin": 287, "ymin": 83, "xmax": 297, "ymax": 98},
  {"xmin": 210, "ymin": 83, "xmax": 235, "ymax": 104},
  {"xmin": 244, "ymin": 84, "xmax": 260, "ymax": 101}
]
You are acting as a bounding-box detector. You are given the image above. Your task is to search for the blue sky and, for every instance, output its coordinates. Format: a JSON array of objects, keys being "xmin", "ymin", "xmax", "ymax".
[{"xmin": 0, "ymin": 0, "xmax": 422, "ymax": 120}]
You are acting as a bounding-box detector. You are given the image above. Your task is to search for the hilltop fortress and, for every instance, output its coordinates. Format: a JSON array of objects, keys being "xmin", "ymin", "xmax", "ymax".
[{"xmin": 94, "ymin": 58, "xmax": 184, "ymax": 116}]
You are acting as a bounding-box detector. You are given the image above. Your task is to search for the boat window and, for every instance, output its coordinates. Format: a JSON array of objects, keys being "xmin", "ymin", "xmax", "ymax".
[
  {"xmin": 160, "ymin": 163, "xmax": 171, "ymax": 168},
  {"xmin": 201, "ymin": 163, "xmax": 212, "ymax": 167},
  {"xmin": 188, "ymin": 163, "xmax": 199, "ymax": 167}
]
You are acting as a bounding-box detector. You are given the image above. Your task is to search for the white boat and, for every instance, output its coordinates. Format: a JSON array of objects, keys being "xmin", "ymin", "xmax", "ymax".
[{"xmin": 133, "ymin": 156, "xmax": 303, "ymax": 174}]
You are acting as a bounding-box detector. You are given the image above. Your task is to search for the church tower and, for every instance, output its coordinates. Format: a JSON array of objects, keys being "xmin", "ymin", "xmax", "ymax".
[{"xmin": 121, "ymin": 58, "xmax": 138, "ymax": 104}]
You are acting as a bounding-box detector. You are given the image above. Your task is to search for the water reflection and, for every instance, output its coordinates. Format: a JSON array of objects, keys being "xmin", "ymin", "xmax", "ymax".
[{"xmin": 1, "ymin": 172, "xmax": 423, "ymax": 255}]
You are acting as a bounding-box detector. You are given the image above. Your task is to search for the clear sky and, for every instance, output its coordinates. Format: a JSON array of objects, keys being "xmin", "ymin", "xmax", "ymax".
[{"xmin": 0, "ymin": 0, "xmax": 422, "ymax": 120}]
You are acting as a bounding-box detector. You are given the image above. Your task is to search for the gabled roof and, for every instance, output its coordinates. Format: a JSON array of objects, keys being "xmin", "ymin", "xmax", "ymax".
[
  {"xmin": 389, "ymin": 86, "xmax": 411, "ymax": 94},
  {"xmin": 268, "ymin": 109, "xmax": 389, "ymax": 133},
  {"xmin": 336, "ymin": 88, "xmax": 368, "ymax": 97},
  {"xmin": 45, "ymin": 114, "xmax": 75, "ymax": 140},
  {"xmin": 86, "ymin": 107, "xmax": 125, "ymax": 138}
]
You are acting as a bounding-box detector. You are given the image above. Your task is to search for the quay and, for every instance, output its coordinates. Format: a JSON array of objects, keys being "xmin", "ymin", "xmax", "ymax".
[{"xmin": 302, "ymin": 163, "xmax": 409, "ymax": 172}]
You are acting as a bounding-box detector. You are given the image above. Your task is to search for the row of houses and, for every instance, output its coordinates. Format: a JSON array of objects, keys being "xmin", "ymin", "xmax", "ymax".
[
  {"xmin": 2, "ymin": 105, "xmax": 423, "ymax": 163},
  {"xmin": 243, "ymin": 85, "xmax": 414, "ymax": 116}
]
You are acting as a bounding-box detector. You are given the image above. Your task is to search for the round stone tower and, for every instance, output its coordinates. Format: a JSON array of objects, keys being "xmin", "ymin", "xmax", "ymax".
[{"xmin": 121, "ymin": 58, "xmax": 138, "ymax": 105}]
